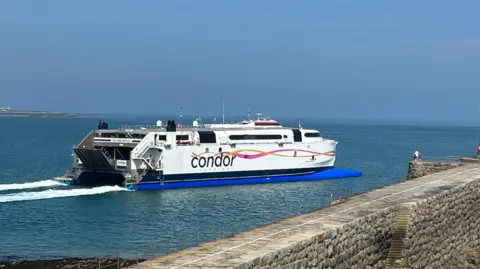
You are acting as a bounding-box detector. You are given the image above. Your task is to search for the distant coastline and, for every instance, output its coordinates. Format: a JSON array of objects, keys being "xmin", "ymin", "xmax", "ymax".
[{"xmin": 0, "ymin": 109, "xmax": 84, "ymax": 118}]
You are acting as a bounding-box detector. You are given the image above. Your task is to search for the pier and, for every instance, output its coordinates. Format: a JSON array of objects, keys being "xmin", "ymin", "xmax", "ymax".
[{"xmin": 126, "ymin": 157, "xmax": 480, "ymax": 269}]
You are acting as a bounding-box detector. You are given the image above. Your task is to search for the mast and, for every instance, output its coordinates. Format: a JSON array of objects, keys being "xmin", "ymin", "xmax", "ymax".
[
  {"xmin": 222, "ymin": 100, "xmax": 225, "ymax": 124},
  {"xmin": 179, "ymin": 105, "xmax": 183, "ymax": 125}
]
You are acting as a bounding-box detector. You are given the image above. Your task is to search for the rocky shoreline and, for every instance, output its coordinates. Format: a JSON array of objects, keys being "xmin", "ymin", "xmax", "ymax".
[{"xmin": 0, "ymin": 257, "xmax": 146, "ymax": 269}]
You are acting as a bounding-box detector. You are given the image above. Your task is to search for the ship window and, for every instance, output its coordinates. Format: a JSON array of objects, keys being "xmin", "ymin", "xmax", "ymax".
[
  {"xmin": 219, "ymin": 147, "xmax": 222, "ymax": 152},
  {"xmin": 157, "ymin": 135, "xmax": 166, "ymax": 141},
  {"xmin": 283, "ymin": 135, "xmax": 287, "ymax": 138},
  {"xmin": 292, "ymin": 129, "xmax": 302, "ymax": 142},
  {"xmin": 176, "ymin": 135, "xmax": 189, "ymax": 141},
  {"xmin": 132, "ymin": 134, "xmax": 146, "ymax": 139},
  {"xmin": 198, "ymin": 131, "xmax": 217, "ymax": 143},
  {"xmin": 304, "ymin": 132, "xmax": 320, "ymax": 138},
  {"xmin": 229, "ymin": 134, "xmax": 282, "ymax": 140}
]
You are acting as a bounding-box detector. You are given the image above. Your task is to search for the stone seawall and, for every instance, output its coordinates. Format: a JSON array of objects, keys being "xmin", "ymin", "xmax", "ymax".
[
  {"xmin": 127, "ymin": 164, "xmax": 480, "ymax": 269},
  {"xmin": 403, "ymin": 180, "xmax": 480, "ymax": 268},
  {"xmin": 236, "ymin": 171, "xmax": 480, "ymax": 269},
  {"xmin": 406, "ymin": 160, "xmax": 462, "ymax": 180}
]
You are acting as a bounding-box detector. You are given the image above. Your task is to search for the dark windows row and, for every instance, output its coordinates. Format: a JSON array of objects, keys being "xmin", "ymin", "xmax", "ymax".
[
  {"xmin": 229, "ymin": 134, "xmax": 283, "ymax": 140},
  {"xmin": 304, "ymin": 132, "xmax": 320, "ymax": 138},
  {"xmin": 154, "ymin": 135, "xmax": 188, "ymax": 141},
  {"xmin": 153, "ymin": 132, "xmax": 314, "ymax": 142},
  {"xmin": 99, "ymin": 133, "xmax": 146, "ymax": 139}
]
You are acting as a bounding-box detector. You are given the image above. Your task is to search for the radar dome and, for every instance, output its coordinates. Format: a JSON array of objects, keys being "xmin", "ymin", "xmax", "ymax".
[
  {"xmin": 193, "ymin": 120, "xmax": 199, "ymax": 128},
  {"xmin": 156, "ymin": 120, "xmax": 162, "ymax": 127}
]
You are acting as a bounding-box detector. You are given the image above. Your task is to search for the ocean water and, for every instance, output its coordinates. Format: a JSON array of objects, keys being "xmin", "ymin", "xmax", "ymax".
[{"xmin": 0, "ymin": 116, "xmax": 478, "ymax": 260}]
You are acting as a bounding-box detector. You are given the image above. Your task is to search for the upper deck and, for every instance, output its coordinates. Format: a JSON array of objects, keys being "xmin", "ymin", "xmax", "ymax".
[
  {"xmin": 113, "ymin": 125, "xmax": 298, "ymax": 133},
  {"xmin": 89, "ymin": 117, "xmax": 332, "ymax": 147}
]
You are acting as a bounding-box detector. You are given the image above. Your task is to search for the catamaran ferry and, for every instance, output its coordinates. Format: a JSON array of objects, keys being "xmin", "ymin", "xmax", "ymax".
[{"xmin": 55, "ymin": 115, "xmax": 361, "ymax": 190}]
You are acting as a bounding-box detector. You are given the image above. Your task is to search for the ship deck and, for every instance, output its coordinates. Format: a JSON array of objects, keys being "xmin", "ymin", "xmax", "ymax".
[{"xmin": 100, "ymin": 125, "xmax": 320, "ymax": 133}]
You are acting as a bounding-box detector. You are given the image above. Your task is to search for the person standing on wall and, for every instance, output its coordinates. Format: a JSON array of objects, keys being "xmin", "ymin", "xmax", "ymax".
[{"xmin": 413, "ymin": 150, "xmax": 420, "ymax": 161}]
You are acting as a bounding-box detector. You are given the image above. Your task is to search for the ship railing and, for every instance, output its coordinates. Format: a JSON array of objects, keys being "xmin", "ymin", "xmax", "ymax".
[
  {"xmin": 92, "ymin": 137, "xmax": 142, "ymax": 144},
  {"xmin": 133, "ymin": 139, "xmax": 166, "ymax": 159},
  {"xmin": 101, "ymin": 147, "xmax": 116, "ymax": 167},
  {"xmin": 119, "ymin": 124, "xmax": 214, "ymax": 130},
  {"xmin": 177, "ymin": 124, "xmax": 212, "ymax": 128},
  {"xmin": 76, "ymin": 130, "xmax": 96, "ymax": 148},
  {"xmin": 133, "ymin": 141, "xmax": 153, "ymax": 157},
  {"xmin": 119, "ymin": 125, "xmax": 163, "ymax": 130},
  {"xmin": 131, "ymin": 157, "xmax": 155, "ymax": 170}
]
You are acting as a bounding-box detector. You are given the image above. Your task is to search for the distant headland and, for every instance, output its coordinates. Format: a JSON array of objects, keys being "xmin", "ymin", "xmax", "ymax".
[{"xmin": 0, "ymin": 106, "xmax": 82, "ymax": 118}]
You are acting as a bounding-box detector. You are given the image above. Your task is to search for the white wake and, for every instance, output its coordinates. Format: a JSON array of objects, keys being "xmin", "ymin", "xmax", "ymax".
[
  {"xmin": 0, "ymin": 185, "xmax": 129, "ymax": 203},
  {"xmin": 0, "ymin": 180, "xmax": 66, "ymax": 191}
]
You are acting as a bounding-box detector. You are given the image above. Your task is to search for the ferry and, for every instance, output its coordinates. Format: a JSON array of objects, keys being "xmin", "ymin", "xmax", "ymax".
[{"xmin": 55, "ymin": 114, "xmax": 362, "ymax": 190}]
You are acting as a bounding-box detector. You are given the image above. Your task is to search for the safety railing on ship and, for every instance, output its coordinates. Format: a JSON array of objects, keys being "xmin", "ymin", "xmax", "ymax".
[
  {"xmin": 119, "ymin": 125, "xmax": 161, "ymax": 130},
  {"xmin": 119, "ymin": 124, "xmax": 213, "ymax": 130}
]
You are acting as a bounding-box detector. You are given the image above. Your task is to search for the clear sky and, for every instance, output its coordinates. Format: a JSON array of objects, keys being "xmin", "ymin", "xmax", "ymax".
[{"xmin": 1, "ymin": 0, "xmax": 479, "ymax": 121}]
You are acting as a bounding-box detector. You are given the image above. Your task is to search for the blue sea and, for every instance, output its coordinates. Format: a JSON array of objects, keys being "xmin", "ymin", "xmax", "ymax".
[{"xmin": 0, "ymin": 116, "xmax": 478, "ymax": 260}]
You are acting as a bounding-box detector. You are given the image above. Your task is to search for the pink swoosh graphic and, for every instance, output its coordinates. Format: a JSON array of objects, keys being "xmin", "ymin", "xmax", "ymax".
[{"xmin": 226, "ymin": 149, "xmax": 334, "ymax": 159}]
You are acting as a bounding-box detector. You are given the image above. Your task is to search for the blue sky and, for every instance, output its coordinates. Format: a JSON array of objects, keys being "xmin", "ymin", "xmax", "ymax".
[{"xmin": 1, "ymin": 0, "xmax": 479, "ymax": 121}]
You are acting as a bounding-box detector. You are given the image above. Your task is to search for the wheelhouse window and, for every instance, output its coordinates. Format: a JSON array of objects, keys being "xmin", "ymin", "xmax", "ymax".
[
  {"xmin": 198, "ymin": 131, "xmax": 217, "ymax": 143},
  {"xmin": 157, "ymin": 135, "xmax": 166, "ymax": 141},
  {"xmin": 176, "ymin": 135, "xmax": 189, "ymax": 140},
  {"xmin": 229, "ymin": 134, "xmax": 282, "ymax": 140},
  {"xmin": 304, "ymin": 132, "xmax": 320, "ymax": 138}
]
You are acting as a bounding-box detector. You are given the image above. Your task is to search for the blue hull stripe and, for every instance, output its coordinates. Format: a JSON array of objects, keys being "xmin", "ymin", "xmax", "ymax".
[
  {"xmin": 134, "ymin": 168, "xmax": 362, "ymax": 190},
  {"xmin": 141, "ymin": 167, "xmax": 335, "ymax": 182}
]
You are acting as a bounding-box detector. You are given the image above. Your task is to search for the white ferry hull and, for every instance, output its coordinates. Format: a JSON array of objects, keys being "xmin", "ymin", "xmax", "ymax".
[
  {"xmin": 139, "ymin": 141, "xmax": 336, "ymax": 181},
  {"xmin": 128, "ymin": 140, "xmax": 361, "ymax": 190}
]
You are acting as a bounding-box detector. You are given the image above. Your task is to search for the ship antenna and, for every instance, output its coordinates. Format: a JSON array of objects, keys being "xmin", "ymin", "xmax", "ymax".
[
  {"xmin": 298, "ymin": 118, "xmax": 302, "ymax": 129},
  {"xmin": 222, "ymin": 100, "xmax": 225, "ymax": 124},
  {"xmin": 179, "ymin": 105, "xmax": 183, "ymax": 125},
  {"xmin": 247, "ymin": 104, "xmax": 251, "ymax": 119}
]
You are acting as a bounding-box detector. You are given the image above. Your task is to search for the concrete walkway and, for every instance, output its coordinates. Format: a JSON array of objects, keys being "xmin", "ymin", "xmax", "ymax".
[{"xmin": 127, "ymin": 163, "xmax": 480, "ymax": 269}]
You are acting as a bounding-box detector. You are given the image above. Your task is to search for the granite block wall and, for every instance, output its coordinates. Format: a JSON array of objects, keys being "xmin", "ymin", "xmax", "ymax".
[
  {"xmin": 403, "ymin": 179, "xmax": 480, "ymax": 269},
  {"xmin": 236, "ymin": 177, "xmax": 480, "ymax": 269},
  {"xmin": 407, "ymin": 160, "xmax": 461, "ymax": 180}
]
